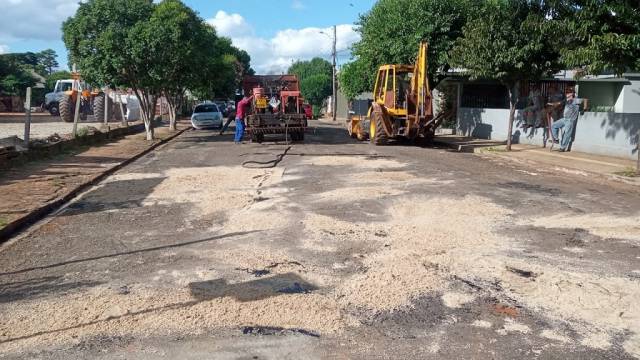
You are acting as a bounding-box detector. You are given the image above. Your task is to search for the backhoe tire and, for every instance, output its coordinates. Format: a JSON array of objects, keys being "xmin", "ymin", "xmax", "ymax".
[
  {"xmin": 370, "ymin": 111, "xmax": 388, "ymax": 145},
  {"xmin": 59, "ymin": 94, "xmax": 74, "ymax": 123},
  {"xmin": 93, "ymin": 94, "xmax": 106, "ymax": 122}
]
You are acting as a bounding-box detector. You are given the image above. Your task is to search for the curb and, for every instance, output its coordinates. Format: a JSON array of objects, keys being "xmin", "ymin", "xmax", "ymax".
[
  {"xmin": 481, "ymin": 150, "xmax": 640, "ymax": 186},
  {"xmin": 432, "ymin": 139, "xmax": 503, "ymax": 153},
  {"xmin": 0, "ymin": 126, "xmax": 191, "ymax": 244}
]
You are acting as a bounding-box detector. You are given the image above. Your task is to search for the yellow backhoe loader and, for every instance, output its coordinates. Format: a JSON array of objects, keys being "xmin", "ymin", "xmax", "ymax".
[{"xmin": 349, "ymin": 42, "xmax": 440, "ymax": 145}]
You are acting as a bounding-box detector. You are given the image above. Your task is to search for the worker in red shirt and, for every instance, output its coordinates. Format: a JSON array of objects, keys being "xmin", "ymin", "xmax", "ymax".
[{"xmin": 234, "ymin": 93, "xmax": 254, "ymax": 144}]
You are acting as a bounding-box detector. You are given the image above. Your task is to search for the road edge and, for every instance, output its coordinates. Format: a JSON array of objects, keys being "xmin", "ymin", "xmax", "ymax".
[{"xmin": 0, "ymin": 126, "xmax": 191, "ymax": 244}]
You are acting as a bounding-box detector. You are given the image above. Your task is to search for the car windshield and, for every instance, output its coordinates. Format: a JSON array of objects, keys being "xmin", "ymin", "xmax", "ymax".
[{"xmin": 194, "ymin": 104, "xmax": 218, "ymax": 113}]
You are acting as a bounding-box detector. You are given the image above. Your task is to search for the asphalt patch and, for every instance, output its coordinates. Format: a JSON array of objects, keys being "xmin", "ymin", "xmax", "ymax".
[{"xmin": 241, "ymin": 326, "xmax": 320, "ymax": 338}]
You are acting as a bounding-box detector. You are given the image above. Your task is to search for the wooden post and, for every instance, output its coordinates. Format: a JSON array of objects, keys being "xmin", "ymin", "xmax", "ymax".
[
  {"xmin": 104, "ymin": 89, "xmax": 109, "ymax": 126},
  {"xmin": 72, "ymin": 89, "xmax": 81, "ymax": 138},
  {"xmin": 118, "ymin": 91, "xmax": 127, "ymax": 127},
  {"xmin": 636, "ymin": 128, "xmax": 640, "ymax": 175},
  {"xmin": 23, "ymin": 87, "xmax": 32, "ymax": 146}
]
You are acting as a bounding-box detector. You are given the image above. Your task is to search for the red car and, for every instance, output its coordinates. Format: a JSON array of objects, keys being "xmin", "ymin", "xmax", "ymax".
[{"xmin": 303, "ymin": 104, "xmax": 313, "ymax": 120}]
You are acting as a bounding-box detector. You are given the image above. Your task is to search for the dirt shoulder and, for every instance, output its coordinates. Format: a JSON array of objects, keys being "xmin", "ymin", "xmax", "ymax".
[{"xmin": 0, "ymin": 120, "xmax": 190, "ymax": 240}]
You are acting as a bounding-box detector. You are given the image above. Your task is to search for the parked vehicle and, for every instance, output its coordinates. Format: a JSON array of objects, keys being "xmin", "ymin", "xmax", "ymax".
[
  {"xmin": 303, "ymin": 103, "xmax": 313, "ymax": 120},
  {"xmin": 191, "ymin": 102, "xmax": 223, "ymax": 129},
  {"xmin": 213, "ymin": 100, "xmax": 229, "ymax": 117},
  {"xmin": 44, "ymin": 75, "xmax": 139, "ymax": 122}
]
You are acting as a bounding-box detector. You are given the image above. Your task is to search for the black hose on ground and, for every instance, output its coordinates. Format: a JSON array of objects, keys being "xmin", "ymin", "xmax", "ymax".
[{"xmin": 242, "ymin": 146, "xmax": 292, "ymax": 169}]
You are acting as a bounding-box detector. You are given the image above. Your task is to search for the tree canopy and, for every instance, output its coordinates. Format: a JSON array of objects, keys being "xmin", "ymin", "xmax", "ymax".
[
  {"xmin": 552, "ymin": 0, "xmax": 640, "ymax": 76},
  {"xmin": 340, "ymin": 0, "xmax": 480, "ymax": 98},
  {"xmin": 63, "ymin": 0, "xmax": 251, "ymax": 139},
  {"xmin": 288, "ymin": 58, "xmax": 332, "ymax": 112},
  {"xmin": 37, "ymin": 49, "xmax": 59, "ymax": 75},
  {"xmin": 0, "ymin": 54, "xmax": 37, "ymax": 96}
]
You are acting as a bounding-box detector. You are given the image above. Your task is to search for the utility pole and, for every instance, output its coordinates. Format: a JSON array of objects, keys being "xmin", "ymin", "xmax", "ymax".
[{"xmin": 332, "ymin": 25, "xmax": 337, "ymax": 121}]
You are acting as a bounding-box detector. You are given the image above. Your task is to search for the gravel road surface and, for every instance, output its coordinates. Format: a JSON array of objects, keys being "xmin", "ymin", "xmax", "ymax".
[{"xmin": 0, "ymin": 120, "xmax": 638, "ymax": 359}]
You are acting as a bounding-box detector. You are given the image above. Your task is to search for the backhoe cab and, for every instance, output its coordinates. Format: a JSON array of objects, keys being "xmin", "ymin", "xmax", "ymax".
[{"xmin": 349, "ymin": 42, "xmax": 435, "ymax": 145}]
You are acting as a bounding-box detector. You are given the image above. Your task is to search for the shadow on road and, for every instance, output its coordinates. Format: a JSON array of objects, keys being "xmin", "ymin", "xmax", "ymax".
[
  {"xmin": 0, "ymin": 231, "xmax": 259, "ymax": 277},
  {"xmin": 189, "ymin": 272, "xmax": 317, "ymax": 302},
  {"xmin": 0, "ymin": 275, "xmax": 103, "ymax": 303}
]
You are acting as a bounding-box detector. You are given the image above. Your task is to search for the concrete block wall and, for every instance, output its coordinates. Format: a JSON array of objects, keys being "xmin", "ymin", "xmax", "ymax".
[{"xmin": 457, "ymin": 108, "xmax": 639, "ymax": 160}]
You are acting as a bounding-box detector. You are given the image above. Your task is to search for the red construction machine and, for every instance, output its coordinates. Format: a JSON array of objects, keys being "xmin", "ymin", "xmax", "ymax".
[{"xmin": 242, "ymin": 75, "xmax": 308, "ymax": 143}]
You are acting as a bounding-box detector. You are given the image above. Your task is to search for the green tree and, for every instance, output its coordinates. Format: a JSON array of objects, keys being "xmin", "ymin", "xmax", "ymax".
[
  {"xmin": 64, "ymin": 0, "xmax": 159, "ymax": 140},
  {"xmin": 37, "ymin": 49, "xmax": 59, "ymax": 75},
  {"xmin": 289, "ymin": 57, "xmax": 332, "ymax": 83},
  {"xmin": 148, "ymin": 0, "xmax": 214, "ymax": 130},
  {"xmin": 552, "ymin": 0, "xmax": 640, "ymax": 76},
  {"xmin": 300, "ymin": 74, "xmax": 332, "ymax": 116},
  {"xmin": 338, "ymin": 59, "xmax": 371, "ymax": 100},
  {"xmin": 341, "ymin": 0, "xmax": 479, "ymax": 97},
  {"xmin": 0, "ymin": 54, "xmax": 36, "ymax": 96},
  {"xmin": 450, "ymin": 0, "xmax": 561, "ymax": 150},
  {"xmin": 288, "ymin": 58, "xmax": 332, "ymax": 114}
]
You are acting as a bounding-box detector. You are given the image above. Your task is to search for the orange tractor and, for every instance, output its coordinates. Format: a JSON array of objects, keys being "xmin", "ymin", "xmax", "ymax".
[
  {"xmin": 57, "ymin": 71, "xmax": 110, "ymax": 123},
  {"xmin": 243, "ymin": 75, "xmax": 308, "ymax": 143}
]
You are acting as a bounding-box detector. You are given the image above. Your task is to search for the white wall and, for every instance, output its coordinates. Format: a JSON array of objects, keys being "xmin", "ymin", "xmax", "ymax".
[
  {"xmin": 620, "ymin": 80, "xmax": 640, "ymax": 113},
  {"xmin": 457, "ymin": 107, "xmax": 639, "ymax": 160}
]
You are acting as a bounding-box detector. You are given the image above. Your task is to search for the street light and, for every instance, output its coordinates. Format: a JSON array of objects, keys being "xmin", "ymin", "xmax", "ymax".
[{"xmin": 319, "ymin": 27, "xmax": 337, "ymax": 121}]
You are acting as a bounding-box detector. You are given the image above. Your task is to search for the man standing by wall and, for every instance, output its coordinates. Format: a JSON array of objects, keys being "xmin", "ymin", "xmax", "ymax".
[
  {"xmin": 551, "ymin": 91, "xmax": 580, "ymax": 152},
  {"xmin": 234, "ymin": 93, "xmax": 253, "ymax": 144}
]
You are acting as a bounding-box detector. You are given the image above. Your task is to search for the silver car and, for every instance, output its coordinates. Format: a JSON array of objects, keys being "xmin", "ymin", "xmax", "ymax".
[{"xmin": 191, "ymin": 103, "xmax": 223, "ymax": 129}]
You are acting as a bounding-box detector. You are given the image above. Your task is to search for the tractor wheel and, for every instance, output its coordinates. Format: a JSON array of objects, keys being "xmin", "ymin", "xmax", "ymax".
[
  {"xmin": 48, "ymin": 102, "xmax": 60, "ymax": 116},
  {"xmin": 93, "ymin": 93, "xmax": 106, "ymax": 122},
  {"xmin": 348, "ymin": 121, "xmax": 357, "ymax": 138},
  {"xmin": 251, "ymin": 133, "xmax": 264, "ymax": 143},
  {"xmin": 370, "ymin": 111, "xmax": 388, "ymax": 145},
  {"xmin": 59, "ymin": 95, "xmax": 75, "ymax": 123}
]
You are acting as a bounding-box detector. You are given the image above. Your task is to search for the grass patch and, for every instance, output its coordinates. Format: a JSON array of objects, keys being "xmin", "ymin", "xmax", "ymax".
[
  {"xmin": 614, "ymin": 167, "xmax": 639, "ymax": 177},
  {"xmin": 76, "ymin": 126, "xmax": 90, "ymax": 138},
  {"xmin": 0, "ymin": 216, "xmax": 8, "ymax": 229}
]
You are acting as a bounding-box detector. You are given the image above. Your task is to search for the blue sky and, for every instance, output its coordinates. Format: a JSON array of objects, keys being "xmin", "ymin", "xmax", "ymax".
[{"xmin": 0, "ymin": 0, "xmax": 375, "ymax": 74}]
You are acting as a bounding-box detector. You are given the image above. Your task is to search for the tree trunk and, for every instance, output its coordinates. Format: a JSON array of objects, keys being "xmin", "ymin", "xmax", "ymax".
[
  {"xmin": 134, "ymin": 90, "xmax": 157, "ymax": 141},
  {"xmin": 169, "ymin": 105, "xmax": 177, "ymax": 131},
  {"xmin": 167, "ymin": 98, "xmax": 177, "ymax": 131},
  {"xmin": 506, "ymin": 82, "xmax": 519, "ymax": 151}
]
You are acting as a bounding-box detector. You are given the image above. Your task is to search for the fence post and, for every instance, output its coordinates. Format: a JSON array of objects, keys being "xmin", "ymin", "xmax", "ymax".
[
  {"xmin": 636, "ymin": 128, "xmax": 639, "ymax": 175},
  {"xmin": 104, "ymin": 89, "xmax": 109, "ymax": 126},
  {"xmin": 72, "ymin": 91, "xmax": 81, "ymax": 138},
  {"xmin": 23, "ymin": 87, "xmax": 32, "ymax": 146},
  {"xmin": 118, "ymin": 91, "xmax": 127, "ymax": 127}
]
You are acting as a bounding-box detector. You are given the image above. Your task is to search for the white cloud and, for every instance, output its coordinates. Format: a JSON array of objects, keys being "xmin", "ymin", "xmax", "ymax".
[
  {"xmin": 208, "ymin": 11, "xmax": 360, "ymax": 74},
  {"xmin": 0, "ymin": 44, "xmax": 8, "ymax": 54},
  {"xmin": 0, "ymin": 0, "xmax": 79, "ymax": 43},
  {"xmin": 291, "ymin": 0, "xmax": 305, "ymax": 10},
  {"xmin": 207, "ymin": 10, "xmax": 253, "ymax": 38}
]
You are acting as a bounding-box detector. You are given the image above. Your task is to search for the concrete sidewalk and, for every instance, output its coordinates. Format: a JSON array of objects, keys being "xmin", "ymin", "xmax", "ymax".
[{"xmin": 434, "ymin": 135, "xmax": 639, "ymax": 184}]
